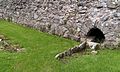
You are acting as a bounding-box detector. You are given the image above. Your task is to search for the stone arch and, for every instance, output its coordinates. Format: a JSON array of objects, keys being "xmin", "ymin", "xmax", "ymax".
[{"xmin": 86, "ymin": 26, "xmax": 105, "ymax": 43}]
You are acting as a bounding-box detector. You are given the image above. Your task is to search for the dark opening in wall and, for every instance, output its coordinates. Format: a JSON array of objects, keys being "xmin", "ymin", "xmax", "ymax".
[{"xmin": 86, "ymin": 27, "xmax": 105, "ymax": 43}]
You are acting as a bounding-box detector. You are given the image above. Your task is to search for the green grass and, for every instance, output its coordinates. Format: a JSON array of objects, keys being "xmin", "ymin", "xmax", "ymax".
[{"xmin": 0, "ymin": 20, "xmax": 120, "ymax": 72}]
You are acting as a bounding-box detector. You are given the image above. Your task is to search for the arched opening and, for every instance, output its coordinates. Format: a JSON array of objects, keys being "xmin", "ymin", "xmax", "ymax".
[{"xmin": 86, "ymin": 27, "xmax": 105, "ymax": 43}]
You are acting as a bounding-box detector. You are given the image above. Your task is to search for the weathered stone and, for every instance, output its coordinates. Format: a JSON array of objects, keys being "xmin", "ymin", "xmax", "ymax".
[
  {"xmin": 55, "ymin": 41, "xmax": 87, "ymax": 59},
  {"xmin": 107, "ymin": 0, "xmax": 118, "ymax": 9},
  {"xmin": 101, "ymin": 16, "xmax": 110, "ymax": 22},
  {"xmin": 0, "ymin": 0, "xmax": 120, "ymax": 47},
  {"xmin": 79, "ymin": 10, "xmax": 87, "ymax": 14},
  {"xmin": 63, "ymin": 31, "xmax": 69, "ymax": 38},
  {"xmin": 114, "ymin": 12, "xmax": 120, "ymax": 17},
  {"xmin": 33, "ymin": 13, "xmax": 38, "ymax": 19},
  {"xmin": 0, "ymin": 34, "xmax": 24, "ymax": 52},
  {"xmin": 96, "ymin": 2, "xmax": 103, "ymax": 8},
  {"xmin": 55, "ymin": 53, "xmax": 64, "ymax": 59}
]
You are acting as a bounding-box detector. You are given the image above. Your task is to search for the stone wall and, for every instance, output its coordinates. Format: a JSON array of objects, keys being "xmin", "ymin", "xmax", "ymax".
[{"xmin": 0, "ymin": 0, "xmax": 120, "ymax": 46}]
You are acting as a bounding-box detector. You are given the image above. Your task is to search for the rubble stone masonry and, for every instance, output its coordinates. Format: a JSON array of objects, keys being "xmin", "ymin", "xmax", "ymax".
[{"xmin": 0, "ymin": 0, "xmax": 120, "ymax": 46}]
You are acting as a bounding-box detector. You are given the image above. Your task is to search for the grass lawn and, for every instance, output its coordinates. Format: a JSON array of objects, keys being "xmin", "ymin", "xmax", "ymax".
[{"xmin": 0, "ymin": 20, "xmax": 120, "ymax": 72}]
